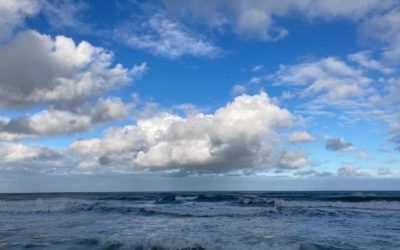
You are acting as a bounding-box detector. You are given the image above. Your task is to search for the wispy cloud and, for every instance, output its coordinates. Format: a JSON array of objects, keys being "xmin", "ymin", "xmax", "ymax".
[
  {"xmin": 114, "ymin": 14, "xmax": 221, "ymax": 59},
  {"xmin": 271, "ymin": 57, "xmax": 371, "ymax": 100},
  {"xmin": 162, "ymin": 0, "xmax": 397, "ymax": 42}
]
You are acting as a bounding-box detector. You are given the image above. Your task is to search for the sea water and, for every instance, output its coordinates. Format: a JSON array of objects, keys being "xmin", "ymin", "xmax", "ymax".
[{"xmin": 0, "ymin": 191, "xmax": 399, "ymax": 249}]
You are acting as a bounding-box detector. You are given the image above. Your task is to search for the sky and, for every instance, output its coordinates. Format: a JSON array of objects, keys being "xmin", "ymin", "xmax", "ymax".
[{"xmin": 0, "ymin": 0, "xmax": 400, "ymax": 192}]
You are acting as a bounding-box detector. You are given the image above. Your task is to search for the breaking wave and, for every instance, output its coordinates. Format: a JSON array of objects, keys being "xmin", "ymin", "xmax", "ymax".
[
  {"xmin": 1, "ymin": 193, "xmax": 400, "ymax": 216},
  {"xmin": 1, "ymin": 192, "xmax": 400, "ymax": 249}
]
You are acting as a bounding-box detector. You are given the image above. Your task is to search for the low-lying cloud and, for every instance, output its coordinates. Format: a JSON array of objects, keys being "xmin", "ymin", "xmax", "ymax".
[{"xmin": 72, "ymin": 92, "xmax": 309, "ymax": 173}]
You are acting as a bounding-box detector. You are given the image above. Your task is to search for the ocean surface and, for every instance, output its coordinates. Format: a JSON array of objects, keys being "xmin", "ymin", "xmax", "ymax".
[{"xmin": 0, "ymin": 191, "xmax": 400, "ymax": 249}]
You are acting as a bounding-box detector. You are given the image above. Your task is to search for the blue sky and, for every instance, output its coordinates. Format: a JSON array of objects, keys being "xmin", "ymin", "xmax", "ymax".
[{"xmin": 0, "ymin": 0, "xmax": 399, "ymax": 192}]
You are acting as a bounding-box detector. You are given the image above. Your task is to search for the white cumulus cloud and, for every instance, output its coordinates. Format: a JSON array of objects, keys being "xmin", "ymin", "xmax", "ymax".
[
  {"xmin": 288, "ymin": 131, "xmax": 315, "ymax": 144},
  {"xmin": 0, "ymin": 0, "xmax": 41, "ymax": 40},
  {"xmin": 71, "ymin": 92, "xmax": 308, "ymax": 173},
  {"xmin": 0, "ymin": 30, "xmax": 146, "ymax": 109},
  {"xmin": 0, "ymin": 97, "xmax": 128, "ymax": 139},
  {"xmin": 0, "ymin": 142, "xmax": 60, "ymax": 163}
]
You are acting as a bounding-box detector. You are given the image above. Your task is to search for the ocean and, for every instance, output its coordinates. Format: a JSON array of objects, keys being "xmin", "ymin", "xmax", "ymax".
[{"xmin": 0, "ymin": 191, "xmax": 399, "ymax": 249}]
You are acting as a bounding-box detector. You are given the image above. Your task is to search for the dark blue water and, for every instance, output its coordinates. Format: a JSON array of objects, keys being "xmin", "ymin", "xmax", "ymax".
[{"xmin": 1, "ymin": 191, "xmax": 400, "ymax": 249}]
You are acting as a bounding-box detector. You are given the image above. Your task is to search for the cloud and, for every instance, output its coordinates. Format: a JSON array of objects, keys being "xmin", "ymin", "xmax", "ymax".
[
  {"xmin": 251, "ymin": 65, "xmax": 264, "ymax": 72},
  {"xmin": 325, "ymin": 138, "xmax": 354, "ymax": 151},
  {"xmin": 377, "ymin": 167, "xmax": 392, "ymax": 176},
  {"xmin": 268, "ymin": 53, "xmax": 399, "ymax": 123},
  {"xmin": 294, "ymin": 169, "xmax": 333, "ymax": 177},
  {"xmin": 0, "ymin": 142, "xmax": 81, "ymax": 175},
  {"xmin": 71, "ymin": 92, "xmax": 309, "ymax": 173},
  {"xmin": 162, "ymin": 0, "xmax": 397, "ymax": 41},
  {"xmin": 271, "ymin": 57, "xmax": 371, "ymax": 99},
  {"xmin": 231, "ymin": 84, "xmax": 247, "ymax": 96},
  {"xmin": 357, "ymin": 151, "xmax": 368, "ymax": 160},
  {"xmin": 348, "ymin": 51, "xmax": 394, "ymax": 73},
  {"xmin": 295, "ymin": 166, "xmax": 390, "ymax": 178},
  {"xmin": 385, "ymin": 78, "xmax": 400, "ymax": 104},
  {"xmin": 0, "ymin": 0, "xmax": 95, "ymax": 41},
  {"xmin": 389, "ymin": 133, "xmax": 400, "ymax": 151},
  {"xmin": 0, "ymin": 97, "xmax": 128, "ymax": 139},
  {"xmin": 0, "ymin": 0, "xmax": 41, "ymax": 40},
  {"xmin": 114, "ymin": 14, "xmax": 220, "ymax": 59},
  {"xmin": 288, "ymin": 131, "xmax": 315, "ymax": 144},
  {"xmin": 42, "ymin": 0, "xmax": 91, "ymax": 32},
  {"xmin": 337, "ymin": 165, "xmax": 369, "ymax": 177},
  {"xmin": 234, "ymin": 6, "xmax": 288, "ymax": 41},
  {"xmin": 270, "ymin": 56, "xmax": 399, "ymax": 151},
  {"xmin": 358, "ymin": 8, "xmax": 400, "ymax": 62},
  {"xmin": 90, "ymin": 97, "xmax": 129, "ymax": 124},
  {"xmin": 0, "ymin": 142, "xmax": 61, "ymax": 163},
  {"xmin": 276, "ymin": 151, "xmax": 308, "ymax": 169},
  {"xmin": 163, "ymin": 0, "xmax": 290, "ymax": 41},
  {"xmin": 0, "ymin": 30, "xmax": 146, "ymax": 109},
  {"xmin": 295, "ymin": 0, "xmax": 395, "ymax": 19}
]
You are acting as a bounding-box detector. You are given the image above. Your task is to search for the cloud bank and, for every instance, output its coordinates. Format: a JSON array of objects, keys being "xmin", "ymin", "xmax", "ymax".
[{"xmin": 72, "ymin": 93, "xmax": 308, "ymax": 173}]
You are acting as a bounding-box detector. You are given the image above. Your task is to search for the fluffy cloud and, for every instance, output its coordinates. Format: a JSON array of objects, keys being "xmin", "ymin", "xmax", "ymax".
[
  {"xmin": 0, "ymin": 142, "xmax": 80, "ymax": 174},
  {"xmin": 115, "ymin": 14, "xmax": 220, "ymax": 59},
  {"xmin": 0, "ymin": 0, "xmax": 41, "ymax": 40},
  {"xmin": 71, "ymin": 93, "xmax": 309, "ymax": 172},
  {"xmin": 276, "ymin": 151, "xmax": 308, "ymax": 169},
  {"xmin": 268, "ymin": 54, "xmax": 399, "ymax": 151},
  {"xmin": 90, "ymin": 97, "xmax": 129, "ymax": 124},
  {"xmin": 0, "ymin": 142, "xmax": 60, "ymax": 163},
  {"xmin": 325, "ymin": 138, "xmax": 354, "ymax": 151},
  {"xmin": 267, "ymin": 53, "xmax": 399, "ymax": 123},
  {"xmin": 0, "ymin": 97, "xmax": 128, "ymax": 139},
  {"xmin": 0, "ymin": 2, "xmax": 148, "ymax": 141},
  {"xmin": 0, "ymin": 30, "xmax": 147, "ymax": 109},
  {"xmin": 271, "ymin": 57, "xmax": 371, "ymax": 99},
  {"xmin": 288, "ymin": 131, "xmax": 315, "ymax": 144}
]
